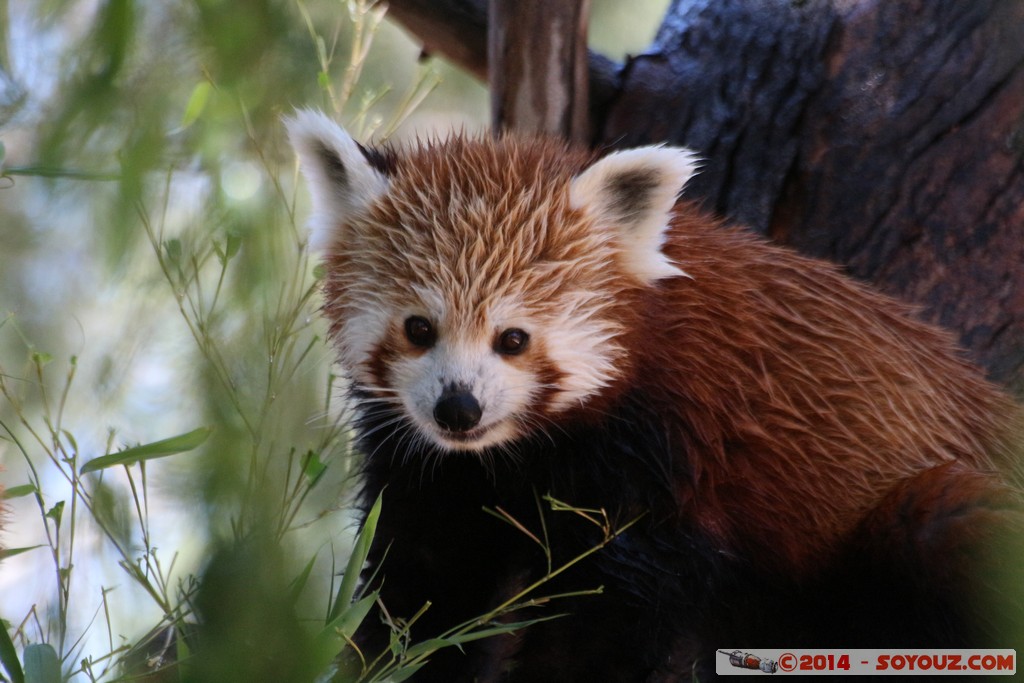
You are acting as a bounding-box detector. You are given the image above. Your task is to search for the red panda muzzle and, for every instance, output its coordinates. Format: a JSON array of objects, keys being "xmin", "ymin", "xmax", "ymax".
[{"xmin": 433, "ymin": 384, "xmax": 483, "ymax": 433}]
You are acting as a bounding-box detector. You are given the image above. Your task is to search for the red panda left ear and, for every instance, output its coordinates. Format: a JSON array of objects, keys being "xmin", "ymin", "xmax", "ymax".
[
  {"xmin": 569, "ymin": 145, "xmax": 699, "ymax": 283},
  {"xmin": 285, "ymin": 109, "xmax": 391, "ymax": 251}
]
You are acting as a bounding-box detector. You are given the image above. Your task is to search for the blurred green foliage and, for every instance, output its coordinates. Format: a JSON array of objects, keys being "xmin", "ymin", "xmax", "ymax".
[{"xmin": 0, "ymin": 1, "xmax": 668, "ymax": 680}]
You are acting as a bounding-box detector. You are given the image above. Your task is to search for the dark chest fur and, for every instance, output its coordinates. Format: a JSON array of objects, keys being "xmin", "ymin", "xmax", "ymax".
[{"xmin": 349, "ymin": 389, "xmax": 1009, "ymax": 682}]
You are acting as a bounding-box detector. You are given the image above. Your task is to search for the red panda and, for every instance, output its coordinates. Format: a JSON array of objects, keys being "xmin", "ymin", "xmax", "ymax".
[{"xmin": 286, "ymin": 110, "xmax": 1022, "ymax": 681}]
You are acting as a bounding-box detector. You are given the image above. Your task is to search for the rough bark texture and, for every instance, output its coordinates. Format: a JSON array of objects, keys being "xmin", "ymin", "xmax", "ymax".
[
  {"xmin": 489, "ymin": 0, "xmax": 590, "ymax": 140},
  {"xmin": 382, "ymin": 0, "xmax": 1024, "ymax": 396},
  {"xmin": 787, "ymin": 1, "xmax": 1024, "ymax": 398}
]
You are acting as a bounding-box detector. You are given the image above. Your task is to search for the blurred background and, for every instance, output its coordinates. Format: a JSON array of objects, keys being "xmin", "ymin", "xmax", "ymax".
[{"xmin": 0, "ymin": 0, "xmax": 668, "ymax": 680}]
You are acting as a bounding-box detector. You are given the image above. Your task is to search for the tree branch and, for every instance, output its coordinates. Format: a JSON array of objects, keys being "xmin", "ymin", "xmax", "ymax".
[
  {"xmin": 381, "ymin": 0, "xmax": 621, "ymax": 137},
  {"xmin": 488, "ymin": 0, "xmax": 590, "ymax": 140}
]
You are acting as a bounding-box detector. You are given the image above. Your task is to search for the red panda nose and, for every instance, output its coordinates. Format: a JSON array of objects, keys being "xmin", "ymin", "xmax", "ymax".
[{"xmin": 433, "ymin": 389, "xmax": 483, "ymax": 432}]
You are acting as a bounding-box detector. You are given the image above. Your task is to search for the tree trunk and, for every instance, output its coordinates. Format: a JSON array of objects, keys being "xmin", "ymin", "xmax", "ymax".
[
  {"xmin": 382, "ymin": 0, "xmax": 1024, "ymax": 396},
  {"xmin": 488, "ymin": 0, "xmax": 590, "ymax": 141}
]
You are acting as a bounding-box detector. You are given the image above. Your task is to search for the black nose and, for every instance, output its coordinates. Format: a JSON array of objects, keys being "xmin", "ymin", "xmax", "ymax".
[{"xmin": 433, "ymin": 388, "xmax": 482, "ymax": 432}]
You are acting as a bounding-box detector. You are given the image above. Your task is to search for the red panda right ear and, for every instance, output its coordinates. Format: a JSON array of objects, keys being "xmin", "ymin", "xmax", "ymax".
[
  {"xmin": 285, "ymin": 109, "xmax": 390, "ymax": 251},
  {"xmin": 570, "ymin": 145, "xmax": 699, "ymax": 284}
]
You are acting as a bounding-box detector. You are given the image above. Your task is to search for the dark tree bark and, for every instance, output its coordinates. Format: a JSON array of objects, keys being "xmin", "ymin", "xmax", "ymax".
[{"xmin": 382, "ymin": 0, "xmax": 1024, "ymax": 396}]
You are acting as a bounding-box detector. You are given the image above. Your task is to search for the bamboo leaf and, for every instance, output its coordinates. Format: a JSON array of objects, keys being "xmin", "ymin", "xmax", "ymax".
[
  {"xmin": 321, "ymin": 592, "xmax": 376, "ymax": 642},
  {"xmin": 402, "ymin": 616, "xmax": 564, "ymax": 660},
  {"xmin": 80, "ymin": 427, "xmax": 211, "ymax": 473},
  {"xmin": 0, "ymin": 618, "xmax": 24, "ymax": 683},
  {"xmin": 23, "ymin": 643, "xmax": 60, "ymax": 683},
  {"xmin": 181, "ymin": 81, "xmax": 212, "ymax": 128},
  {"xmin": 0, "ymin": 545, "xmax": 45, "ymax": 561},
  {"xmin": 224, "ymin": 231, "xmax": 241, "ymax": 260},
  {"xmin": 389, "ymin": 662, "xmax": 427, "ymax": 682},
  {"xmin": 164, "ymin": 238, "xmax": 182, "ymax": 264},
  {"xmin": 287, "ymin": 553, "xmax": 319, "ymax": 605},
  {"xmin": 444, "ymin": 617, "xmax": 563, "ymax": 644},
  {"xmin": 313, "ymin": 592, "xmax": 377, "ymax": 672},
  {"xmin": 398, "ymin": 637, "xmax": 450, "ymax": 660},
  {"xmin": 44, "ymin": 501, "xmax": 64, "ymax": 527},
  {"xmin": 302, "ymin": 450, "xmax": 327, "ymax": 487},
  {"xmin": 2, "ymin": 484, "xmax": 37, "ymax": 499},
  {"xmin": 327, "ymin": 491, "xmax": 381, "ymax": 622}
]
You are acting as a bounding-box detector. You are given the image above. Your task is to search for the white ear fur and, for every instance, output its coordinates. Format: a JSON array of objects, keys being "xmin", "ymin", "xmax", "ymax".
[
  {"xmin": 569, "ymin": 145, "xmax": 699, "ymax": 283},
  {"xmin": 284, "ymin": 109, "xmax": 389, "ymax": 251}
]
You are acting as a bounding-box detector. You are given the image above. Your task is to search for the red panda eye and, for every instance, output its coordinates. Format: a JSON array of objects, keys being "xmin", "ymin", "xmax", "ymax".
[
  {"xmin": 404, "ymin": 316, "xmax": 436, "ymax": 348},
  {"xmin": 496, "ymin": 328, "xmax": 529, "ymax": 355}
]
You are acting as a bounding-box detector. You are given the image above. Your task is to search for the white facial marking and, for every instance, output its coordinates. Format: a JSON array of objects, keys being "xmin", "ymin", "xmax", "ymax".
[
  {"xmin": 339, "ymin": 305, "xmax": 391, "ymax": 386},
  {"xmin": 392, "ymin": 337, "xmax": 536, "ymax": 451},
  {"xmin": 364, "ymin": 289, "xmax": 625, "ymax": 451},
  {"xmin": 541, "ymin": 293, "xmax": 622, "ymax": 411}
]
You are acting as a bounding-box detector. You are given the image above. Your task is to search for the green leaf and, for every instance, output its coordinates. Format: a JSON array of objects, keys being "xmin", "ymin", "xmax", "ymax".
[
  {"xmin": 213, "ymin": 232, "xmax": 242, "ymax": 267},
  {"xmin": 402, "ymin": 615, "xmax": 565, "ymax": 660},
  {"xmin": 287, "ymin": 553, "xmax": 318, "ymax": 605},
  {"xmin": 388, "ymin": 628, "xmax": 402, "ymax": 657},
  {"xmin": 60, "ymin": 430, "xmax": 78, "ymax": 455},
  {"xmin": 164, "ymin": 238, "xmax": 182, "ymax": 264},
  {"xmin": 81, "ymin": 426, "xmax": 211, "ymax": 473},
  {"xmin": 303, "ymin": 450, "xmax": 327, "ymax": 487},
  {"xmin": 23, "ymin": 643, "xmax": 60, "ymax": 683},
  {"xmin": 327, "ymin": 491, "xmax": 382, "ymax": 622},
  {"xmin": 313, "ymin": 591, "xmax": 378, "ymax": 670},
  {"xmin": 175, "ymin": 626, "xmax": 191, "ymax": 672},
  {"xmin": 0, "ymin": 617, "xmax": 24, "ymax": 683},
  {"xmin": 2, "ymin": 484, "xmax": 37, "ymax": 499},
  {"xmin": 398, "ymin": 637, "xmax": 449, "ymax": 660},
  {"xmin": 389, "ymin": 662, "xmax": 427, "ymax": 682},
  {"xmin": 320, "ymin": 592, "xmax": 376, "ymax": 643},
  {"xmin": 44, "ymin": 501, "xmax": 64, "ymax": 528},
  {"xmin": 0, "ymin": 545, "xmax": 45, "ymax": 561},
  {"xmin": 31, "ymin": 352, "xmax": 53, "ymax": 367},
  {"xmin": 212, "ymin": 241, "xmax": 225, "ymax": 265},
  {"xmin": 181, "ymin": 81, "xmax": 212, "ymax": 128},
  {"xmin": 224, "ymin": 231, "xmax": 241, "ymax": 260},
  {"xmin": 445, "ymin": 617, "xmax": 562, "ymax": 645}
]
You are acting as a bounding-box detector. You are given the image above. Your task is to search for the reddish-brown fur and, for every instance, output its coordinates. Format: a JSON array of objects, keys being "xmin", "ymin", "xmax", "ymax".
[
  {"xmin": 319, "ymin": 135, "xmax": 1019, "ymax": 576},
  {"xmin": 292, "ymin": 125, "xmax": 1023, "ymax": 679},
  {"xmin": 617, "ymin": 204, "xmax": 1019, "ymax": 574}
]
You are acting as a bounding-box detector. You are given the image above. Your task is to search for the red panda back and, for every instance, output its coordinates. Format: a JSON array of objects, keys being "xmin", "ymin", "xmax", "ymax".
[{"xmin": 629, "ymin": 203, "xmax": 1017, "ymax": 573}]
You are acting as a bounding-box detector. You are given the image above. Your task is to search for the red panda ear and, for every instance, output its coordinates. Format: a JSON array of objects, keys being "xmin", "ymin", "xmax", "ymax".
[
  {"xmin": 285, "ymin": 109, "xmax": 390, "ymax": 251},
  {"xmin": 569, "ymin": 145, "xmax": 699, "ymax": 283}
]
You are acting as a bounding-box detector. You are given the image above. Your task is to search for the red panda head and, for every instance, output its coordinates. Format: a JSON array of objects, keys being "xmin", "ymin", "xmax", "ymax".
[{"xmin": 287, "ymin": 110, "xmax": 698, "ymax": 452}]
